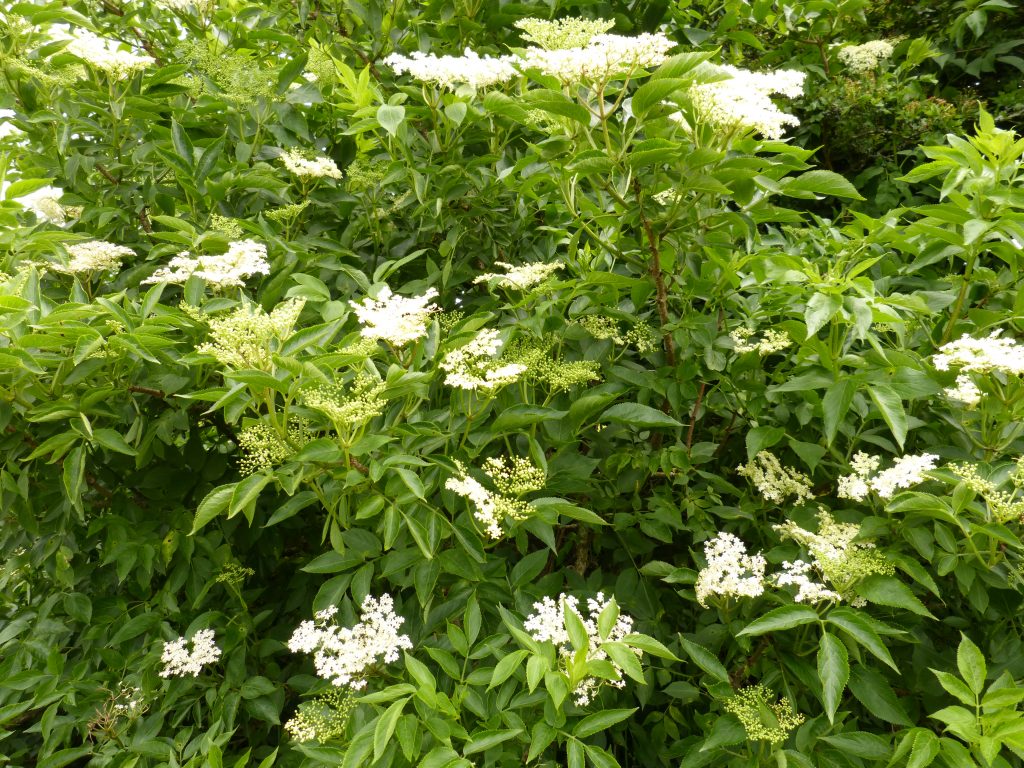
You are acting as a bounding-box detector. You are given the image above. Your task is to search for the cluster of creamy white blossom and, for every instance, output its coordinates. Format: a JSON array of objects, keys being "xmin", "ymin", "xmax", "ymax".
[
  {"xmin": 445, "ymin": 456, "xmax": 545, "ymax": 538},
  {"xmin": 440, "ymin": 328, "xmax": 526, "ymax": 391},
  {"xmin": 944, "ymin": 374, "xmax": 983, "ymax": 407},
  {"xmin": 385, "ymin": 18, "xmax": 672, "ymax": 89},
  {"xmin": 684, "ymin": 65, "xmax": 806, "ymax": 140},
  {"xmin": 350, "ymin": 286, "xmax": 439, "ymax": 347},
  {"xmin": 694, "ymin": 532, "xmax": 767, "ymax": 607},
  {"xmin": 523, "ymin": 592, "xmax": 638, "ymax": 705},
  {"xmin": 837, "ymin": 40, "xmax": 895, "ymax": 74},
  {"xmin": 55, "ymin": 240, "xmax": 135, "ymax": 274},
  {"xmin": 288, "ymin": 596, "xmax": 412, "ymax": 689},
  {"xmin": 473, "ymin": 261, "xmax": 561, "ymax": 290},
  {"xmin": 143, "ymin": 240, "xmax": 270, "ymax": 288},
  {"xmin": 730, "ymin": 327, "xmax": 792, "ymax": 356},
  {"xmin": 194, "ymin": 298, "xmax": 305, "ymax": 370},
  {"xmin": 737, "ymin": 451, "xmax": 813, "ymax": 504},
  {"xmin": 280, "ymin": 148, "xmax": 343, "ymax": 180},
  {"xmin": 15, "ymin": 185, "xmax": 67, "ymax": 225},
  {"xmin": 160, "ymin": 628, "xmax": 222, "ymax": 677},
  {"xmin": 837, "ymin": 451, "xmax": 939, "ymax": 500},
  {"xmin": 64, "ymin": 32, "xmax": 155, "ymax": 78},
  {"xmin": 934, "ymin": 330, "xmax": 1024, "ymax": 375},
  {"xmin": 383, "ymin": 49, "xmax": 520, "ymax": 90}
]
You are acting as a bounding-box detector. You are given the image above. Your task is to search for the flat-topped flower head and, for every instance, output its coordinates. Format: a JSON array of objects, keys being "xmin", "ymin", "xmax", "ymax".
[
  {"xmin": 288, "ymin": 594, "xmax": 412, "ymax": 689},
  {"xmin": 726, "ymin": 685, "xmax": 804, "ymax": 743},
  {"xmin": 350, "ymin": 286, "xmax": 439, "ymax": 347},
  {"xmin": 384, "ymin": 49, "xmax": 520, "ymax": 90},
  {"xmin": 934, "ymin": 330, "xmax": 1024, "ymax": 375},
  {"xmin": 445, "ymin": 456, "xmax": 545, "ymax": 538},
  {"xmin": 56, "ymin": 241, "xmax": 135, "ymax": 274},
  {"xmin": 514, "ymin": 17, "xmax": 615, "ymax": 50},
  {"xmin": 280, "ymin": 148, "xmax": 343, "ymax": 180},
  {"xmin": 685, "ymin": 65, "xmax": 806, "ymax": 140},
  {"xmin": 143, "ymin": 239, "xmax": 270, "ymax": 289},
  {"xmin": 16, "ymin": 185, "xmax": 66, "ymax": 225},
  {"xmin": 473, "ymin": 261, "xmax": 561, "ymax": 290},
  {"xmin": 944, "ymin": 374, "xmax": 982, "ymax": 407},
  {"xmin": 196, "ymin": 298, "xmax": 305, "ymax": 370},
  {"xmin": 837, "ymin": 451, "xmax": 938, "ymax": 500},
  {"xmin": 737, "ymin": 450, "xmax": 813, "ymax": 504},
  {"xmin": 440, "ymin": 328, "xmax": 526, "ymax": 391},
  {"xmin": 695, "ymin": 532, "xmax": 767, "ymax": 607},
  {"xmin": 519, "ymin": 32, "xmax": 673, "ymax": 84},
  {"xmin": 730, "ymin": 327, "xmax": 792, "ymax": 356},
  {"xmin": 64, "ymin": 32, "xmax": 154, "ymax": 78},
  {"xmin": 838, "ymin": 40, "xmax": 894, "ymax": 73},
  {"xmin": 160, "ymin": 628, "xmax": 221, "ymax": 677},
  {"xmin": 523, "ymin": 592, "xmax": 637, "ymax": 705}
]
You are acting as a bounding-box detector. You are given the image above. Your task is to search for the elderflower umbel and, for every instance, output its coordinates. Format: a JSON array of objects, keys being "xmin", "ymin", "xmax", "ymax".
[
  {"xmin": 285, "ymin": 688, "xmax": 355, "ymax": 743},
  {"xmin": 730, "ymin": 327, "xmax": 792, "ymax": 356},
  {"xmin": 15, "ymin": 185, "xmax": 66, "ymax": 225},
  {"xmin": 514, "ymin": 17, "xmax": 614, "ymax": 50},
  {"xmin": 303, "ymin": 375, "xmax": 386, "ymax": 427},
  {"xmin": 934, "ymin": 330, "xmax": 1024, "ymax": 375},
  {"xmin": 236, "ymin": 418, "xmax": 309, "ymax": 474},
  {"xmin": 196, "ymin": 298, "xmax": 305, "ymax": 370},
  {"xmin": 280, "ymin": 149, "xmax": 343, "ymax": 180},
  {"xmin": 156, "ymin": 0, "xmax": 216, "ymax": 13},
  {"xmin": 384, "ymin": 49, "xmax": 520, "ymax": 90},
  {"xmin": 143, "ymin": 240, "xmax": 270, "ymax": 288},
  {"xmin": 685, "ymin": 65, "xmax": 806, "ymax": 140},
  {"xmin": 160, "ymin": 628, "xmax": 221, "ymax": 677},
  {"xmin": 288, "ymin": 595, "xmax": 412, "ymax": 689},
  {"xmin": 350, "ymin": 286, "xmax": 439, "ymax": 347},
  {"xmin": 725, "ymin": 685, "xmax": 804, "ymax": 744},
  {"xmin": 519, "ymin": 32, "xmax": 674, "ymax": 85},
  {"xmin": 445, "ymin": 457, "xmax": 544, "ymax": 538},
  {"xmin": 838, "ymin": 40, "xmax": 895, "ymax": 74},
  {"xmin": 473, "ymin": 261, "xmax": 562, "ymax": 290},
  {"xmin": 737, "ymin": 451, "xmax": 814, "ymax": 504},
  {"xmin": 64, "ymin": 33, "xmax": 154, "ymax": 79},
  {"xmin": 774, "ymin": 509, "xmax": 893, "ymax": 603},
  {"xmin": 949, "ymin": 461, "xmax": 1024, "ymax": 523},
  {"xmin": 523, "ymin": 593, "xmax": 638, "ymax": 706},
  {"xmin": 837, "ymin": 452, "xmax": 938, "ymax": 500},
  {"xmin": 440, "ymin": 328, "xmax": 526, "ymax": 391},
  {"xmin": 504, "ymin": 337, "xmax": 602, "ymax": 392},
  {"xmin": 54, "ymin": 241, "xmax": 134, "ymax": 274},
  {"xmin": 695, "ymin": 532, "xmax": 767, "ymax": 608},
  {"xmin": 945, "ymin": 374, "xmax": 983, "ymax": 407}
]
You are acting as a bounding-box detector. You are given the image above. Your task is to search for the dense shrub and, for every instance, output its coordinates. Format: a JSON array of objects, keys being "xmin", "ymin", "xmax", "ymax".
[{"xmin": 2, "ymin": 2, "xmax": 1024, "ymax": 767}]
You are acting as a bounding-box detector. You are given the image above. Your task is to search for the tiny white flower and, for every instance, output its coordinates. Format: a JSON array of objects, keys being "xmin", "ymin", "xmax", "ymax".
[{"xmin": 160, "ymin": 628, "xmax": 221, "ymax": 677}]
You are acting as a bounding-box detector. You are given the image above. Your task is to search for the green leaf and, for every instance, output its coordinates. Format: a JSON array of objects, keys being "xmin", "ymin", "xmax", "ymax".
[
  {"xmin": 828, "ymin": 608, "xmax": 899, "ymax": 671},
  {"xmin": 932, "ymin": 670, "xmax": 977, "ymax": 706},
  {"xmin": 192, "ymin": 482, "xmax": 235, "ymax": 534},
  {"xmin": 738, "ymin": 605, "xmax": 819, "ymax": 636},
  {"xmin": 373, "ymin": 697, "xmax": 409, "ymax": 761},
  {"xmin": 376, "ymin": 104, "xmax": 405, "ymax": 136},
  {"xmin": 782, "ymin": 170, "xmax": 864, "ymax": 200},
  {"xmin": 462, "ymin": 728, "xmax": 523, "ymax": 756},
  {"xmin": 805, "ymin": 292, "xmax": 843, "ymax": 337},
  {"xmin": 847, "ymin": 665, "xmax": 912, "ymax": 726},
  {"xmin": 822, "ymin": 379, "xmax": 857, "ymax": 446},
  {"xmin": 601, "ymin": 402, "xmax": 682, "ymax": 429},
  {"xmin": 957, "ymin": 633, "xmax": 987, "ymax": 696},
  {"xmin": 867, "ymin": 384, "xmax": 908, "ymax": 449},
  {"xmin": 820, "ymin": 732, "xmax": 890, "ymax": 759},
  {"xmin": 817, "ymin": 632, "xmax": 849, "ymax": 723},
  {"xmin": 680, "ymin": 637, "xmax": 730, "ymax": 682},
  {"xmin": 171, "ymin": 118, "xmax": 194, "ymax": 167},
  {"xmin": 856, "ymin": 575, "xmax": 933, "ymax": 617},
  {"xmin": 908, "ymin": 729, "xmax": 940, "ymax": 768},
  {"xmin": 573, "ymin": 708, "xmax": 637, "ymax": 738},
  {"xmin": 488, "ymin": 650, "xmax": 529, "ymax": 689}
]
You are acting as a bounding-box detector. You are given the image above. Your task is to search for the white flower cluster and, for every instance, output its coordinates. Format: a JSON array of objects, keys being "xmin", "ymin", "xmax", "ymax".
[
  {"xmin": 144, "ymin": 240, "xmax": 270, "ymax": 288},
  {"xmin": 730, "ymin": 327, "xmax": 792, "ymax": 355},
  {"xmin": 774, "ymin": 560, "xmax": 840, "ymax": 603},
  {"xmin": 15, "ymin": 185, "xmax": 67, "ymax": 225},
  {"xmin": 155, "ymin": 0, "xmax": 216, "ymax": 13},
  {"xmin": 56, "ymin": 240, "xmax": 135, "ymax": 274},
  {"xmin": 686, "ymin": 65, "xmax": 806, "ymax": 140},
  {"xmin": 384, "ymin": 49, "xmax": 520, "ymax": 90},
  {"xmin": 514, "ymin": 17, "xmax": 615, "ymax": 50},
  {"xmin": 934, "ymin": 330, "xmax": 1024, "ymax": 375},
  {"xmin": 440, "ymin": 328, "xmax": 526, "ymax": 391},
  {"xmin": 64, "ymin": 33, "xmax": 155, "ymax": 79},
  {"xmin": 280, "ymin": 149, "xmax": 343, "ymax": 180},
  {"xmin": 694, "ymin": 532, "xmax": 767, "ymax": 607},
  {"xmin": 287, "ymin": 596, "xmax": 412, "ymax": 689},
  {"xmin": 473, "ymin": 261, "xmax": 561, "ymax": 290},
  {"xmin": 838, "ymin": 40, "xmax": 895, "ymax": 74},
  {"xmin": 160, "ymin": 628, "xmax": 222, "ymax": 677},
  {"xmin": 350, "ymin": 286, "xmax": 439, "ymax": 347},
  {"xmin": 837, "ymin": 451, "xmax": 939, "ymax": 500},
  {"xmin": 944, "ymin": 374, "xmax": 983, "ymax": 407},
  {"xmin": 445, "ymin": 456, "xmax": 544, "ymax": 538},
  {"xmin": 195, "ymin": 298, "xmax": 305, "ymax": 370},
  {"xmin": 736, "ymin": 451, "xmax": 814, "ymax": 504},
  {"xmin": 773, "ymin": 510, "xmax": 892, "ymax": 604},
  {"xmin": 519, "ymin": 33, "xmax": 674, "ymax": 84},
  {"xmin": 523, "ymin": 592, "xmax": 637, "ymax": 706}
]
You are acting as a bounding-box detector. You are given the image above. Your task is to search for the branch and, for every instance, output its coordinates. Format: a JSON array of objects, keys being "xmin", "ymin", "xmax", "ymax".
[{"xmin": 633, "ymin": 180, "xmax": 677, "ymax": 367}]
